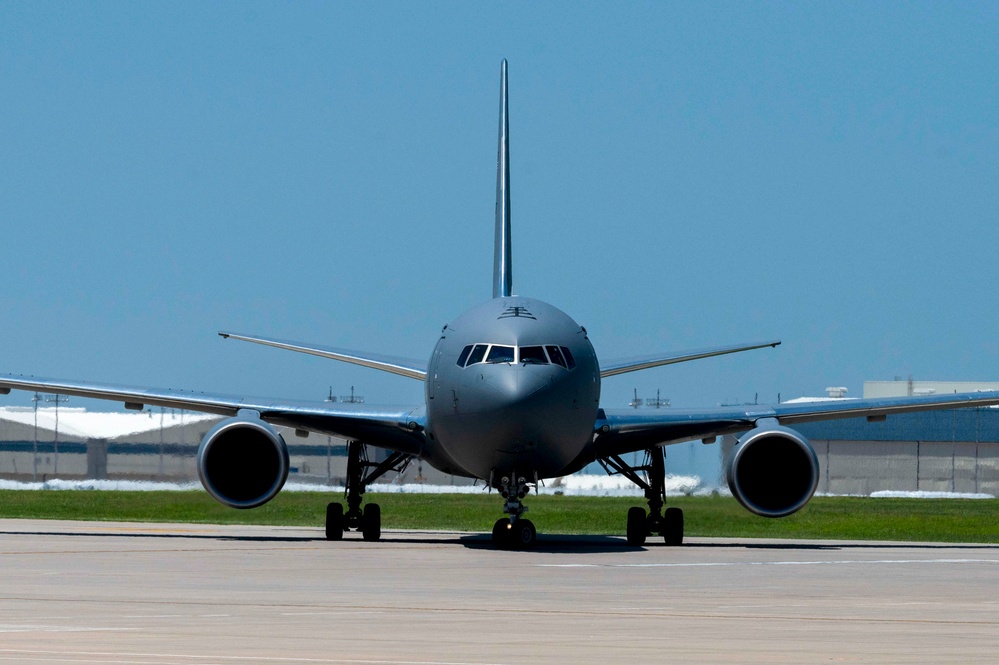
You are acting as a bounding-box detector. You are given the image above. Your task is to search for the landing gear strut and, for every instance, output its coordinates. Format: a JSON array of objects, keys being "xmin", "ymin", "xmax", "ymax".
[
  {"xmin": 325, "ymin": 440, "xmax": 411, "ymax": 542},
  {"xmin": 491, "ymin": 473, "xmax": 537, "ymax": 549},
  {"xmin": 600, "ymin": 447, "xmax": 684, "ymax": 546}
]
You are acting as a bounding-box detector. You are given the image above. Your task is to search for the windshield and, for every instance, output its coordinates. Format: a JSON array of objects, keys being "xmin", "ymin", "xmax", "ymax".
[
  {"xmin": 485, "ymin": 345, "xmax": 515, "ymax": 363},
  {"xmin": 519, "ymin": 346, "xmax": 548, "ymax": 364},
  {"xmin": 458, "ymin": 343, "xmax": 577, "ymax": 369}
]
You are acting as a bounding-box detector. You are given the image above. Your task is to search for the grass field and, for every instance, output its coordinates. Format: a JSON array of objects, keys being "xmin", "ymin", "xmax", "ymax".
[{"xmin": 0, "ymin": 490, "xmax": 997, "ymax": 542}]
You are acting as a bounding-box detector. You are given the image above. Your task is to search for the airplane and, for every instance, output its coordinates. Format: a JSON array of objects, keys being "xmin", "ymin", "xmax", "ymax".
[{"xmin": 3, "ymin": 60, "xmax": 999, "ymax": 549}]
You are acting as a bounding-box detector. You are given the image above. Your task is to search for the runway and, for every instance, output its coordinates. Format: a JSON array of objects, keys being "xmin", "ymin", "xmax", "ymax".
[{"xmin": 0, "ymin": 519, "xmax": 997, "ymax": 664}]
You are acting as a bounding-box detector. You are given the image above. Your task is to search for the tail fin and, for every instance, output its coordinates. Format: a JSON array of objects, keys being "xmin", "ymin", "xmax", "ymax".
[{"xmin": 493, "ymin": 59, "xmax": 512, "ymax": 299}]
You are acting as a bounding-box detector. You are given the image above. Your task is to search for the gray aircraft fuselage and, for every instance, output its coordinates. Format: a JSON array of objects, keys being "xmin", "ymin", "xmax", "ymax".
[{"xmin": 423, "ymin": 296, "xmax": 600, "ymax": 482}]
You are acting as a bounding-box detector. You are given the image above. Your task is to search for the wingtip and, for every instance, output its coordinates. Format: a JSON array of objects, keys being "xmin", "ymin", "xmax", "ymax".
[{"xmin": 218, "ymin": 332, "xmax": 230, "ymax": 339}]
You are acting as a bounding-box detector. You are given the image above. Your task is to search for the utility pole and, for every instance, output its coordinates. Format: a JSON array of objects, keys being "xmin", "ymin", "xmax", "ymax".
[
  {"xmin": 326, "ymin": 388, "xmax": 335, "ymax": 485},
  {"xmin": 159, "ymin": 407, "xmax": 165, "ymax": 478},
  {"xmin": 31, "ymin": 393, "xmax": 40, "ymax": 482},
  {"xmin": 45, "ymin": 394, "xmax": 69, "ymax": 475},
  {"xmin": 645, "ymin": 389, "xmax": 670, "ymax": 408},
  {"xmin": 340, "ymin": 386, "xmax": 364, "ymax": 404}
]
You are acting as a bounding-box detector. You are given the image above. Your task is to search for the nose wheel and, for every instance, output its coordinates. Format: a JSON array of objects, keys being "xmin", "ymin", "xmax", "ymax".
[
  {"xmin": 491, "ymin": 517, "xmax": 536, "ymax": 548},
  {"xmin": 491, "ymin": 473, "xmax": 537, "ymax": 549}
]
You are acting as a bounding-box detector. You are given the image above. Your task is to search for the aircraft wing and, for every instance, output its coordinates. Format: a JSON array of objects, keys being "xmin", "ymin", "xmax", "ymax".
[
  {"xmin": 218, "ymin": 332, "xmax": 427, "ymax": 381},
  {"xmin": 0, "ymin": 373, "xmax": 427, "ymax": 455},
  {"xmin": 599, "ymin": 340, "xmax": 781, "ymax": 378},
  {"xmin": 592, "ymin": 391, "xmax": 999, "ymax": 458}
]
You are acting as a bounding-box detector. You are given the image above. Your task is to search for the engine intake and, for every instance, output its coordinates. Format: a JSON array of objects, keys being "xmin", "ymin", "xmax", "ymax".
[
  {"xmin": 726, "ymin": 424, "xmax": 819, "ymax": 518},
  {"xmin": 197, "ymin": 414, "xmax": 289, "ymax": 509}
]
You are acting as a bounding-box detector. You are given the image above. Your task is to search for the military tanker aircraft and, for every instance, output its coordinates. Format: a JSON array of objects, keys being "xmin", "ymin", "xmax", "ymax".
[{"xmin": 3, "ymin": 61, "xmax": 999, "ymax": 548}]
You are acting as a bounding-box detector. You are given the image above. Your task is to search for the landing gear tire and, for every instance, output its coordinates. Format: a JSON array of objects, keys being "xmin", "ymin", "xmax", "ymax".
[
  {"xmin": 492, "ymin": 518, "xmax": 511, "ymax": 547},
  {"xmin": 511, "ymin": 519, "xmax": 536, "ymax": 549},
  {"xmin": 361, "ymin": 503, "xmax": 381, "ymax": 542},
  {"xmin": 325, "ymin": 502, "xmax": 344, "ymax": 541},
  {"xmin": 626, "ymin": 506, "xmax": 647, "ymax": 546},
  {"xmin": 663, "ymin": 506, "xmax": 684, "ymax": 546}
]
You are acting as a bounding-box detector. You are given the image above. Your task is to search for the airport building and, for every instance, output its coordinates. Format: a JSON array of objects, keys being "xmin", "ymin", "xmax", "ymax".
[
  {"xmin": 1, "ymin": 381, "xmax": 997, "ymax": 496},
  {"xmin": 719, "ymin": 407, "xmax": 999, "ymax": 495},
  {"xmin": 863, "ymin": 379, "xmax": 999, "ymax": 399},
  {"xmin": 0, "ymin": 406, "xmax": 470, "ymax": 486}
]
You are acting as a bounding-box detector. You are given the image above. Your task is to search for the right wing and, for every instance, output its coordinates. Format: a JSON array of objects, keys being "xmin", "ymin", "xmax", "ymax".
[
  {"xmin": 592, "ymin": 391, "xmax": 999, "ymax": 458},
  {"xmin": 218, "ymin": 331, "xmax": 428, "ymax": 381},
  {"xmin": 0, "ymin": 373, "xmax": 427, "ymax": 455}
]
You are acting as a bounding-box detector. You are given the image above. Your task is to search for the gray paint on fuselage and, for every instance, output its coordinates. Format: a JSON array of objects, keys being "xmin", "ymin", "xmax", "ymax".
[{"xmin": 424, "ymin": 296, "xmax": 600, "ymax": 482}]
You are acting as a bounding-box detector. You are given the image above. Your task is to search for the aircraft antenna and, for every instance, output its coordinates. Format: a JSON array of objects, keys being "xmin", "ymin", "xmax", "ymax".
[{"xmin": 493, "ymin": 59, "xmax": 512, "ymax": 298}]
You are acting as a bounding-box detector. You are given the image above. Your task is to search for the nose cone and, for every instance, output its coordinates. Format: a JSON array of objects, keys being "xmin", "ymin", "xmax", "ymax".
[
  {"xmin": 432, "ymin": 363, "xmax": 593, "ymax": 479},
  {"xmin": 481, "ymin": 364, "xmax": 553, "ymax": 411}
]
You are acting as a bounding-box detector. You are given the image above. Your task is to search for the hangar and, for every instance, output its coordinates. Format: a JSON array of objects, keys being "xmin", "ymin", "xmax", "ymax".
[
  {"xmin": 714, "ymin": 378, "xmax": 999, "ymax": 495},
  {"xmin": 719, "ymin": 407, "xmax": 999, "ymax": 495},
  {"xmin": 0, "ymin": 405, "xmax": 468, "ymax": 486},
  {"xmin": 1, "ymin": 385, "xmax": 997, "ymax": 495}
]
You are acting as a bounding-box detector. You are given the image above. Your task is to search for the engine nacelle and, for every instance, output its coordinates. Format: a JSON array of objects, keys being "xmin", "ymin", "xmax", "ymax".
[
  {"xmin": 197, "ymin": 414, "xmax": 289, "ymax": 509},
  {"xmin": 726, "ymin": 424, "xmax": 819, "ymax": 518}
]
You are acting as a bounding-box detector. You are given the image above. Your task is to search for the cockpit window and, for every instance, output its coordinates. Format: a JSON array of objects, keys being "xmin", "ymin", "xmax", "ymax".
[
  {"xmin": 459, "ymin": 343, "xmax": 576, "ymax": 369},
  {"xmin": 466, "ymin": 344, "xmax": 488, "ymax": 366},
  {"xmin": 456, "ymin": 345, "xmax": 473, "ymax": 367},
  {"xmin": 546, "ymin": 345, "xmax": 566, "ymax": 368},
  {"xmin": 519, "ymin": 346, "xmax": 548, "ymax": 365},
  {"xmin": 486, "ymin": 345, "xmax": 515, "ymax": 363}
]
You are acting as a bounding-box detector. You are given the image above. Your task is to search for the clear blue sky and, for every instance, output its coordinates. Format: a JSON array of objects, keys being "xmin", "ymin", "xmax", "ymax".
[{"xmin": 2, "ymin": 2, "xmax": 998, "ymax": 415}]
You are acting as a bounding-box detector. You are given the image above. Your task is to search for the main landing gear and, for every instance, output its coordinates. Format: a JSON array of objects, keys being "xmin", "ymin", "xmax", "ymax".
[
  {"xmin": 325, "ymin": 440, "xmax": 411, "ymax": 542},
  {"xmin": 599, "ymin": 447, "xmax": 684, "ymax": 546},
  {"xmin": 491, "ymin": 473, "xmax": 537, "ymax": 549}
]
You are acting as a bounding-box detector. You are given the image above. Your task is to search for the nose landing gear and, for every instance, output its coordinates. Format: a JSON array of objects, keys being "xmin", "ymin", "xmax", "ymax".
[{"xmin": 491, "ymin": 473, "xmax": 537, "ymax": 549}]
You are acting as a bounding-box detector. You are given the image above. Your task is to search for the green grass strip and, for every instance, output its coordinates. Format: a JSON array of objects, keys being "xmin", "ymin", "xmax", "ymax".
[{"xmin": 1, "ymin": 490, "xmax": 997, "ymax": 542}]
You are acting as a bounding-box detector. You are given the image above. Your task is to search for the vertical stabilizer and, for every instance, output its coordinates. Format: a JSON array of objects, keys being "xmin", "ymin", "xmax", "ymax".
[{"xmin": 493, "ymin": 59, "xmax": 512, "ymax": 299}]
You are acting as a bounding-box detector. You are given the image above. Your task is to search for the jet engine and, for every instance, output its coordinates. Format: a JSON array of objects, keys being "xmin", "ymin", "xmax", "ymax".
[
  {"xmin": 197, "ymin": 413, "xmax": 289, "ymax": 509},
  {"xmin": 726, "ymin": 424, "xmax": 819, "ymax": 518}
]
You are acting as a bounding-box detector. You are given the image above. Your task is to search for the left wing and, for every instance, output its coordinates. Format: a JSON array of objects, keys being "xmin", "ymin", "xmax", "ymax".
[
  {"xmin": 0, "ymin": 373, "xmax": 427, "ymax": 455},
  {"xmin": 592, "ymin": 391, "xmax": 999, "ymax": 458},
  {"xmin": 600, "ymin": 340, "xmax": 781, "ymax": 378}
]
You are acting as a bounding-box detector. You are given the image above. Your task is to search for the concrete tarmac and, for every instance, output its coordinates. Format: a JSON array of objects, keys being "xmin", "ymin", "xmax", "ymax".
[{"xmin": 0, "ymin": 519, "xmax": 997, "ymax": 664}]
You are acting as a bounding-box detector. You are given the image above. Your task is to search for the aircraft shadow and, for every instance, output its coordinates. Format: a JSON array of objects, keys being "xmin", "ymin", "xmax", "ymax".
[
  {"xmin": 459, "ymin": 533, "xmax": 644, "ymax": 554},
  {"xmin": 1, "ymin": 528, "xmax": 995, "ymax": 553},
  {"xmin": 0, "ymin": 527, "xmax": 639, "ymax": 552}
]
